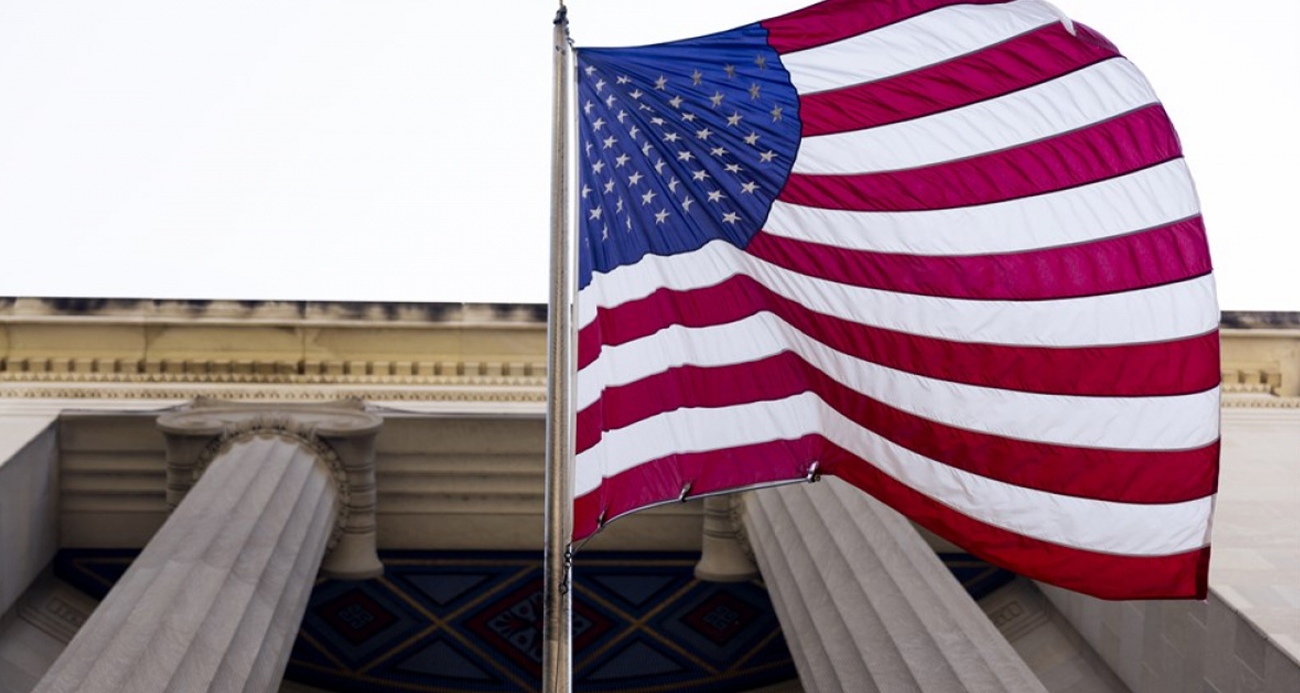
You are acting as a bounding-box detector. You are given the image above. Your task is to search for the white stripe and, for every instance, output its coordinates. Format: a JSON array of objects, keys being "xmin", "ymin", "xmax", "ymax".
[
  {"xmin": 576, "ymin": 311, "xmax": 1220, "ymax": 449},
  {"xmin": 782, "ymin": 0, "xmax": 1060, "ymax": 94},
  {"xmin": 574, "ymin": 393, "xmax": 1214, "ymax": 556},
  {"xmin": 575, "ymin": 240, "xmax": 1220, "ymax": 346},
  {"xmin": 766, "ymin": 159, "xmax": 1199, "ymax": 255},
  {"xmin": 792, "ymin": 59, "xmax": 1157, "ymax": 174}
]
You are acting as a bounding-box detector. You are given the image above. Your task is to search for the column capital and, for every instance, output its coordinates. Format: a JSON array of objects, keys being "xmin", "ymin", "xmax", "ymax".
[{"xmin": 158, "ymin": 398, "xmax": 383, "ymax": 580}]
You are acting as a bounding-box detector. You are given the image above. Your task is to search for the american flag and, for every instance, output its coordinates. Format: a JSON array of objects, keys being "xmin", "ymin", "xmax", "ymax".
[{"xmin": 573, "ymin": 0, "xmax": 1219, "ymax": 599}]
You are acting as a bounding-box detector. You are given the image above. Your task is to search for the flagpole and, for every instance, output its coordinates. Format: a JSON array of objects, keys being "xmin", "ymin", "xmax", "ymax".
[{"xmin": 542, "ymin": 3, "xmax": 574, "ymax": 693}]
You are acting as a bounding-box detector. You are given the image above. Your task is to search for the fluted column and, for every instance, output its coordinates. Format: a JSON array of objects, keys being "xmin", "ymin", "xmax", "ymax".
[
  {"xmin": 33, "ymin": 401, "xmax": 382, "ymax": 693},
  {"xmin": 743, "ymin": 478, "xmax": 1046, "ymax": 693},
  {"xmin": 694, "ymin": 495, "xmax": 759, "ymax": 582}
]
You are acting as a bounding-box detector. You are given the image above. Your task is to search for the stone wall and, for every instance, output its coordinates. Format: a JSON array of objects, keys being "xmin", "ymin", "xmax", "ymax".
[{"xmin": 0, "ymin": 415, "xmax": 58, "ymax": 619}]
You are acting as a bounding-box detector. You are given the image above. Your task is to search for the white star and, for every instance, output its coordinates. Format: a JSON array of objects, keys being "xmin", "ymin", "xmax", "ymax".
[
  {"xmin": 641, "ymin": 142, "xmax": 654, "ymax": 156},
  {"xmin": 726, "ymin": 112, "xmax": 743, "ymax": 127},
  {"xmin": 616, "ymin": 197, "xmax": 624, "ymax": 213},
  {"xmin": 629, "ymin": 125, "xmax": 641, "ymax": 139},
  {"xmin": 615, "ymin": 154, "xmax": 630, "ymax": 168},
  {"xmin": 591, "ymin": 160, "xmax": 605, "ymax": 174},
  {"xmin": 627, "ymin": 171, "xmax": 644, "ymax": 186},
  {"xmin": 595, "ymin": 78, "xmax": 606, "ymax": 92},
  {"xmin": 581, "ymin": 184, "xmax": 592, "ymax": 198},
  {"xmin": 603, "ymin": 179, "xmax": 616, "ymax": 193},
  {"xmin": 755, "ymin": 54, "xmax": 767, "ymax": 69},
  {"xmin": 696, "ymin": 127, "xmax": 713, "ymax": 140},
  {"xmin": 639, "ymin": 103, "xmax": 652, "ymax": 111},
  {"xmin": 601, "ymin": 224, "xmax": 609, "ymax": 240},
  {"xmin": 724, "ymin": 163, "xmax": 742, "ymax": 173},
  {"xmin": 650, "ymin": 117, "xmax": 666, "ymax": 126},
  {"xmin": 605, "ymin": 94, "xmax": 616, "ymax": 107},
  {"xmin": 710, "ymin": 91, "xmax": 725, "ymax": 108},
  {"xmin": 722, "ymin": 211, "xmax": 740, "ymax": 224},
  {"xmin": 744, "ymin": 131, "xmax": 760, "ymax": 145},
  {"xmin": 668, "ymin": 177, "xmax": 680, "ymax": 192},
  {"xmin": 682, "ymin": 196, "xmax": 695, "ymax": 212},
  {"xmin": 707, "ymin": 190, "xmax": 726, "ymax": 203},
  {"xmin": 691, "ymin": 69, "xmax": 703, "ymax": 86},
  {"xmin": 617, "ymin": 75, "xmax": 631, "ymax": 84},
  {"xmin": 710, "ymin": 146, "xmax": 729, "ymax": 157},
  {"xmin": 630, "ymin": 89, "xmax": 644, "ymax": 100},
  {"xmin": 592, "ymin": 118, "xmax": 606, "ymax": 131},
  {"xmin": 585, "ymin": 142, "xmax": 593, "ymax": 155},
  {"xmin": 585, "ymin": 65, "xmax": 597, "ymax": 76},
  {"xmin": 603, "ymin": 136, "xmax": 618, "ymax": 149},
  {"xmin": 741, "ymin": 181, "xmax": 758, "ymax": 194},
  {"xmin": 692, "ymin": 169, "xmax": 710, "ymax": 181},
  {"xmin": 663, "ymin": 132, "xmax": 680, "ymax": 143},
  {"xmin": 681, "ymin": 112, "xmax": 697, "ymax": 122},
  {"xmin": 677, "ymin": 150, "xmax": 695, "ymax": 162},
  {"xmin": 589, "ymin": 206, "xmax": 603, "ymax": 220},
  {"xmin": 584, "ymin": 100, "xmax": 594, "ymax": 115},
  {"xmin": 655, "ymin": 75, "xmax": 668, "ymax": 90},
  {"xmin": 724, "ymin": 64, "xmax": 736, "ymax": 79},
  {"xmin": 641, "ymin": 189, "xmax": 657, "ymax": 205},
  {"xmin": 669, "ymin": 96, "xmax": 683, "ymax": 109},
  {"xmin": 749, "ymin": 83, "xmax": 761, "ymax": 100},
  {"xmin": 626, "ymin": 217, "xmax": 633, "ymax": 230},
  {"xmin": 617, "ymin": 110, "xmax": 628, "ymax": 123},
  {"xmin": 770, "ymin": 105, "xmax": 783, "ymax": 122},
  {"xmin": 654, "ymin": 159, "xmax": 666, "ymax": 174},
  {"xmin": 655, "ymin": 209, "xmax": 670, "ymax": 224},
  {"xmin": 759, "ymin": 150, "xmax": 777, "ymax": 163}
]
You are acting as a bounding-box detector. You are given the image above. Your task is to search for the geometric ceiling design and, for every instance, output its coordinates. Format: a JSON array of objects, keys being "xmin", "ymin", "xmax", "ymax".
[{"xmin": 55, "ymin": 549, "xmax": 1014, "ymax": 692}]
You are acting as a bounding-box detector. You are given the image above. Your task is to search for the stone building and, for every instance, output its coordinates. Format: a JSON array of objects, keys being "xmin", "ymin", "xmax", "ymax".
[{"xmin": 0, "ymin": 297, "xmax": 1296, "ymax": 692}]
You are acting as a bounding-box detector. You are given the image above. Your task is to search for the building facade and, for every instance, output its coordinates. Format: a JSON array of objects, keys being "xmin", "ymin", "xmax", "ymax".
[{"xmin": 0, "ymin": 298, "xmax": 1296, "ymax": 692}]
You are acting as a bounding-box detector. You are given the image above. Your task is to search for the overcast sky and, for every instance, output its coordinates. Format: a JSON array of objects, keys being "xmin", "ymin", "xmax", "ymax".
[{"xmin": 0, "ymin": 0, "xmax": 1295, "ymax": 309}]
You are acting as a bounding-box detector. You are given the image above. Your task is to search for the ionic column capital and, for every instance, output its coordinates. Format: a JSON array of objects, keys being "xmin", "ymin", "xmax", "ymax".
[{"xmin": 158, "ymin": 398, "xmax": 383, "ymax": 580}]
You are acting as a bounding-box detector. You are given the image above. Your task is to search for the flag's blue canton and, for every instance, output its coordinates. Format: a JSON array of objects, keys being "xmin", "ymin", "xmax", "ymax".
[{"xmin": 575, "ymin": 25, "xmax": 800, "ymax": 289}]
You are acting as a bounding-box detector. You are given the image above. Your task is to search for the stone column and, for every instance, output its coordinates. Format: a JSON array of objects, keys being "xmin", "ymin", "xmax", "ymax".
[
  {"xmin": 744, "ymin": 478, "xmax": 1046, "ymax": 693},
  {"xmin": 32, "ymin": 401, "xmax": 382, "ymax": 693},
  {"xmin": 694, "ymin": 495, "xmax": 759, "ymax": 582}
]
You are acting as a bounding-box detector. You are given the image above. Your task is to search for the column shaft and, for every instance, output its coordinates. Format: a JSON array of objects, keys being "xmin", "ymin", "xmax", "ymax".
[
  {"xmin": 744, "ymin": 479, "xmax": 1047, "ymax": 693},
  {"xmin": 34, "ymin": 436, "xmax": 339, "ymax": 693}
]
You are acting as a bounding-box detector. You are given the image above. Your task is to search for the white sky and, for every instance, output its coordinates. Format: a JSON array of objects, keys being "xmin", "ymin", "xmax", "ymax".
[{"xmin": 0, "ymin": 0, "xmax": 1295, "ymax": 309}]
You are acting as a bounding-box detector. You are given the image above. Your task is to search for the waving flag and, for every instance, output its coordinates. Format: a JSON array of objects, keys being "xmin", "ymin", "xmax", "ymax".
[{"xmin": 573, "ymin": 0, "xmax": 1219, "ymax": 599}]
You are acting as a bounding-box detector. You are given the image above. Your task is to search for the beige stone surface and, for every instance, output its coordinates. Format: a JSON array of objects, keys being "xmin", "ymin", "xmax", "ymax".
[
  {"xmin": 0, "ymin": 417, "xmax": 58, "ymax": 621},
  {"xmin": 1221, "ymin": 329, "xmax": 1300, "ymax": 397},
  {"xmin": 980, "ymin": 579, "xmax": 1128, "ymax": 693},
  {"xmin": 50, "ymin": 410, "xmax": 703, "ymax": 553},
  {"xmin": 1, "ymin": 298, "xmax": 546, "ymax": 403}
]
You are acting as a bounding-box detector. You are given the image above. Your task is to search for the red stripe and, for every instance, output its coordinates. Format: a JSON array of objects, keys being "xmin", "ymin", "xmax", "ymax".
[
  {"xmin": 761, "ymin": 0, "xmax": 1014, "ymax": 54},
  {"xmin": 782, "ymin": 105, "xmax": 1179, "ymax": 212},
  {"xmin": 798, "ymin": 24, "xmax": 1120, "ymax": 135},
  {"xmin": 747, "ymin": 218, "xmax": 1211, "ymax": 301},
  {"xmin": 576, "ymin": 274, "xmax": 1221, "ymax": 396},
  {"xmin": 825, "ymin": 447, "xmax": 1210, "ymax": 600},
  {"xmin": 574, "ymin": 437, "xmax": 1210, "ymax": 599},
  {"xmin": 575, "ymin": 436, "xmax": 821, "ymax": 540},
  {"xmin": 575, "ymin": 351, "xmax": 1218, "ymax": 503}
]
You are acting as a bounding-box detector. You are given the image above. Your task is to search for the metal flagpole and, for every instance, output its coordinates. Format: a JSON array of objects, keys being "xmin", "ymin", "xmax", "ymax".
[{"xmin": 542, "ymin": 2, "xmax": 574, "ymax": 693}]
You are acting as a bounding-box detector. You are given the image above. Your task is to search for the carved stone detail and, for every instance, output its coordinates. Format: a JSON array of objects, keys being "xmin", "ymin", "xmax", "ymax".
[
  {"xmin": 0, "ymin": 383, "xmax": 544, "ymax": 403},
  {"xmin": 694, "ymin": 494, "xmax": 760, "ymax": 582},
  {"xmin": 157, "ymin": 399, "xmax": 384, "ymax": 579},
  {"xmin": 191, "ymin": 423, "xmax": 351, "ymax": 551}
]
